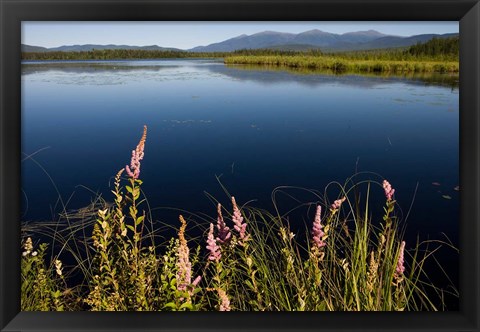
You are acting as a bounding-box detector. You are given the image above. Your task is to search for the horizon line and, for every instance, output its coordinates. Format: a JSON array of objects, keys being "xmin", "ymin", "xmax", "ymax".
[{"xmin": 22, "ymin": 28, "xmax": 459, "ymax": 49}]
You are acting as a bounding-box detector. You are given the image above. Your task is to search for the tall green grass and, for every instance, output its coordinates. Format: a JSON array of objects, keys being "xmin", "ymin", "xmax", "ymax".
[
  {"xmin": 21, "ymin": 126, "xmax": 458, "ymax": 311},
  {"xmin": 224, "ymin": 55, "xmax": 459, "ymax": 74}
]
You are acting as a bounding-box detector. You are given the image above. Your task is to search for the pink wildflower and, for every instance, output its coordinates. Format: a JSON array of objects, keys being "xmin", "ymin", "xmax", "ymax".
[
  {"xmin": 383, "ymin": 180, "xmax": 395, "ymax": 202},
  {"xmin": 331, "ymin": 197, "xmax": 346, "ymax": 210},
  {"xmin": 395, "ymin": 241, "xmax": 406, "ymax": 277},
  {"xmin": 125, "ymin": 125, "xmax": 147, "ymax": 179},
  {"xmin": 312, "ymin": 205, "xmax": 326, "ymax": 249},
  {"xmin": 177, "ymin": 247, "xmax": 192, "ymax": 291},
  {"xmin": 192, "ymin": 275, "xmax": 202, "ymax": 287},
  {"xmin": 206, "ymin": 223, "xmax": 221, "ymax": 262},
  {"xmin": 217, "ymin": 288, "xmax": 231, "ymax": 311},
  {"xmin": 177, "ymin": 247, "xmax": 191, "ymax": 292},
  {"xmin": 177, "ymin": 216, "xmax": 191, "ymax": 292},
  {"xmin": 216, "ymin": 203, "xmax": 231, "ymax": 244},
  {"xmin": 232, "ymin": 197, "xmax": 248, "ymax": 242}
]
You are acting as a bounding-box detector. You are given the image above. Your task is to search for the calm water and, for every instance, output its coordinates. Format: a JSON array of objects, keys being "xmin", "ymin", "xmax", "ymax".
[{"xmin": 21, "ymin": 59, "xmax": 459, "ymax": 306}]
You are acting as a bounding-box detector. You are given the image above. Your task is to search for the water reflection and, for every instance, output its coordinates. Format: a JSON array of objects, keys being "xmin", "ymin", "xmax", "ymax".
[
  {"xmin": 217, "ymin": 63, "xmax": 459, "ymax": 89},
  {"xmin": 21, "ymin": 58, "xmax": 459, "ymax": 310},
  {"xmin": 22, "ymin": 60, "xmax": 459, "ymax": 90}
]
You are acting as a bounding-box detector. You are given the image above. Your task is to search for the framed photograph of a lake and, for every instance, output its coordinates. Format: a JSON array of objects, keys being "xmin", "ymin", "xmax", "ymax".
[{"xmin": 1, "ymin": 0, "xmax": 479, "ymax": 331}]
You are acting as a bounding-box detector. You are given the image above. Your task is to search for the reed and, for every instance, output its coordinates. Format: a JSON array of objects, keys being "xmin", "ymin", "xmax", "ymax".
[
  {"xmin": 21, "ymin": 125, "xmax": 457, "ymax": 311},
  {"xmin": 224, "ymin": 55, "xmax": 459, "ymax": 73}
]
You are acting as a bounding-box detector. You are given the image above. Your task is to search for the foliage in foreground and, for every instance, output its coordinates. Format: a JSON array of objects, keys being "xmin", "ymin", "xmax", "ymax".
[{"xmin": 21, "ymin": 125, "xmax": 456, "ymax": 311}]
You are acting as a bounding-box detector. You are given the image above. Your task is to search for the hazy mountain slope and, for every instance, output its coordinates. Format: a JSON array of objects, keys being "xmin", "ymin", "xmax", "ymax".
[
  {"xmin": 21, "ymin": 44, "xmax": 183, "ymax": 52},
  {"xmin": 22, "ymin": 45, "xmax": 50, "ymax": 52},
  {"xmin": 190, "ymin": 31, "xmax": 296, "ymax": 52},
  {"xmin": 189, "ymin": 31, "xmax": 458, "ymax": 52},
  {"xmin": 22, "ymin": 31, "xmax": 459, "ymax": 54}
]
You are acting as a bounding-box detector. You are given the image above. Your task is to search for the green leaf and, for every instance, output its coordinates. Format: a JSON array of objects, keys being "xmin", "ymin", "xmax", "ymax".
[
  {"xmin": 163, "ymin": 302, "xmax": 177, "ymax": 310},
  {"xmin": 100, "ymin": 251, "xmax": 109, "ymax": 262},
  {"xmin": 175, "ymin": 290, "xmax": 189, "ymax": 299},
  {"xmin": 192, "ymin": 287, "xmax": 202, "ymax": 295},
  {"xmin": 179, "ymin": 302, "xmax": 194, "ymax": 311},
  {"xmin": 136, "ymin": 215, "xmax": 145, "ymax": 226},
  {"xmin": 125, "ymin": 185, "xmax": 133, "ymax": 194},
  {"xmin": 317, "ymin": 301, "xmax": 327, "ymax": 311},
  {"xmin": 129, "ymin": 206, "xmax": 137, "ymax": 217},
  {"xmin": 244, "ymin": 280, "xmax": 254, "ymax": 290},
  {"xmin": 219, "ymin": 270, "xmax": 228, "ymax": 279},
  {"xmin": 51, "ymin": 290, "xmax": 61, "ymax": 298},
  {"xmin": 170, "ymin": 278, "xmax": 177, "ymax": 289}
]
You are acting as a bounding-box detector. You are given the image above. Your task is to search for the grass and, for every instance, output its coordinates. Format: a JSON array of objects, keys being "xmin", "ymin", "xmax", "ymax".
[
  {"xmin": 21, "ymin": 125, "xmax": 458, "ymax": 311},
  {"xmin": 224, "ymin": 55, "xmax": 459, "ymax": 74}
]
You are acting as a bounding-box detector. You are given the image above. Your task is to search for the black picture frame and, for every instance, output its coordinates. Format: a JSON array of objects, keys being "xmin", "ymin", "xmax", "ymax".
[{"xmin": 1, "ymin": 0, "xmax": 479, "ymax": 331}]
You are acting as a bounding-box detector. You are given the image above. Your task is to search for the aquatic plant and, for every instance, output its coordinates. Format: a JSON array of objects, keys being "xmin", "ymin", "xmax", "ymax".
[
  {"xmin": 383, "ymin": 179, "xmax": 395, "ymax": 202},
  {"xmin": 215, "ymin": 203, "xmax": 232, "ymax": 245},
  {"xmin": 217, "ymin": 288, "xmax": 231, "ymax": 311},
  {"xmin": 125, "ymin": 125, "xmax": 147, "ymax": 179},
  {"xmin": 20, "ymin": 125, "xmax": 457, "ymax": 311},
  {"xmin": 231, "ymin": 196, "xmax": 249, "ymax": 244},
  {"xmin": 206, "ymin": 223, "xmax": 221, "ymax": 262},
  {"xmin": 311, "ymin": 205, "xmax": 326, "ymax": 250},
  {"xmin": 224, "ymin": 55, "xmax": 459, "ymax": 73},
  {"xmin": 331, "ymin": 197, "xmax": 346, "ymax": 210},
  {"xmin": 21, "ymin": 238, "xmax": 68, "ymax": 311}
]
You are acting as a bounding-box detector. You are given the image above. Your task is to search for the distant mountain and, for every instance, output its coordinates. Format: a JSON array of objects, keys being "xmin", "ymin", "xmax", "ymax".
[
  {"xmin": 22, "ymin": 30, "xmax": 459, "ymax": 54},
  {"xmin": 189, "ymin": 29, "xmax": 389, "ymax": 52},
  {"xmin": 22, "ymin": 45, "xmax": 50, "ymax": 52},
  {"xmin": 290, "ymin": 29, "xmax": 341, "ymax": 47},
  {"xmin": 266, "ymin": 44, "xmax": 323, "ymax": 52},
  {"xmin": 189, "ymin": 30, "xmax": 458, "ymax": 52},
  {"xmin": 338, "ymin": 29, "xmax": 388, "ymax": 43},
  {"xmin": 337, "ymin": 33, "xmax": 460, "ymax": 51},
  {"xmin": 189, "ymin": 31, "xmax": 296, "ymax": 52},
  {"xmin": 21, "ymin": 44, "xmax": 183, "ymax": 52}
]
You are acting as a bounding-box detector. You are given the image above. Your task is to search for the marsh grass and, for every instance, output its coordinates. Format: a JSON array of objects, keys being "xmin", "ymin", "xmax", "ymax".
[
  {"xmin": 21, "ymin": 126, "xmax": 458, "ymax": 311},
  {"xmin": 224, "ymin": 55, "xmax": 459, "ymax": 74}
]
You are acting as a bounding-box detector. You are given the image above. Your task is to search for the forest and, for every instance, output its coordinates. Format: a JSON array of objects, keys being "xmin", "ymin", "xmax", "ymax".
[{"xmin": 21, "ymin": 37, "xmax": 459, "ymax": 62}]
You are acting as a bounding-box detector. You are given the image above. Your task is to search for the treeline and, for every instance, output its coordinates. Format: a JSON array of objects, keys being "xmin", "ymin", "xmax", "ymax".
[
  {"xmin": 22, "ymin": 48, "xmax": 321, "ymax": 61},
  {"xmin": 21, "ymin": 49, "xmax": 226, "ymax": 61},
  {"xmin": 327, "ymin": 37, "xmax": 459, "ymax": 62},
  {"xmin": 230, "ymin": 48, "xmax": 323, "ymax": 56},
  {"xmin": 407, "ymin": 37, "xmax": 459, "ymax": 58},
  {"xmin": 22, "ymin": 36, "xmax": 458, "ymax": 61},
  {"xmin": 224, "ymin": 37, "xmax": 459, "ymax": 74}
]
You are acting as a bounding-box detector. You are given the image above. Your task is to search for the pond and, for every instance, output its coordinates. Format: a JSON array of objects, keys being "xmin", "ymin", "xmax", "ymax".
[{"xmin": 21, "ymin": 59, "xmax": 459, "ymax": 307}]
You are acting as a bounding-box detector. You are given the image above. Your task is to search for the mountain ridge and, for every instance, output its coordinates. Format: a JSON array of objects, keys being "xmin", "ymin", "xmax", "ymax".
[
  {"xmin": 22, "ymin": 30, "xmax": 459, "ymax": 53},
  {"xmin": 188, "ymin": 30, "xmax": 458, "ymax": 52},
  {"xmin": 22, "ymin": 44, "xmax": 183, "ymax": 52}
]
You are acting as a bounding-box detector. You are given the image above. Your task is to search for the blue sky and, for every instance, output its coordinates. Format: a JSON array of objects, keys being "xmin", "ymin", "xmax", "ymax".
[{"xmin": 22, "ymin": 21, "xmax": 459, "ymax": 49}]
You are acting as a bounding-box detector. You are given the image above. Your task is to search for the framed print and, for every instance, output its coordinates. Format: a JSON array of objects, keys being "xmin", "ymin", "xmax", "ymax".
[{"xmin": 1, "ymin": 0, "xmax": 479, "ymax": 331}]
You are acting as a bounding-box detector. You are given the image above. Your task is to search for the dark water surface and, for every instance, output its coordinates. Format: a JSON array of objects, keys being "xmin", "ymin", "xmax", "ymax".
[{"xmin": 21, "ymin": 59, "xmax": 459, "ymax": 307}]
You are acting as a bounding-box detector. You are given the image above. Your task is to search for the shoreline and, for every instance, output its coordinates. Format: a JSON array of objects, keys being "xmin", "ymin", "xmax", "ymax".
[{"xmin": 224, "ymin": 55, "xmax": 459, "ymax": 74}]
